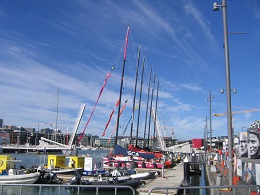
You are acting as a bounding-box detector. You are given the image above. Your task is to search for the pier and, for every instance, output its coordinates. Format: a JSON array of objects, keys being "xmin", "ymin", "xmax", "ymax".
[{"xmin": 137, "ymin": 163, "xmax": 184, "ymax": 194}]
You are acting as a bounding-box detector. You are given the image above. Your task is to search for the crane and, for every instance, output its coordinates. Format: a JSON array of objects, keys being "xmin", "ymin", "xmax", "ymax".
[{"xmin": 214, "ymin": 108, "xmax": 260, "ymax": 117}]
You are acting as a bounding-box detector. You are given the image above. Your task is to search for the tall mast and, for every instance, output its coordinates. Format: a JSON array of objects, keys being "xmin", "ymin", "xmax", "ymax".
[
  {"xmin": 153, "ymin": 80, "xmax": 159, "ymax": 146},
  {"xmin": 147, "ymin": 74, "xmax": 156, "ymax": 147},
  {"xmin": 130, "ymin": 45, "xmax": 141, "ymax": 143},
  {"xmin": 115, "ymin": 27, "xmax": 130, "ymax": 146},
  {"xmin": 143, "ymin": 68, "xmax": 152, "ymax": 148},
  {"xmin": 135, "ymin": 57, "xmax": 145, "ymax": 146},
  {"xmin": 55, "ymin": 87, "xmax": 60, "ymax": 142}
]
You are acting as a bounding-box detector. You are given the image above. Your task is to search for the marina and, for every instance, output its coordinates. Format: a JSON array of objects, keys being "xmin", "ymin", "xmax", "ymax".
[
  {"xmin": 0, "ymin": 150, "xmax": 259, "ymax": 195},
  {"xmin": 0, "ymin": 1, "xmax": 260, "ymax": 195}
]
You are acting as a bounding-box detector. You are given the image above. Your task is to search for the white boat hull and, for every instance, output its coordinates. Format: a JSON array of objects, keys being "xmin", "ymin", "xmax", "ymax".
[
  {"xmin": 0, "ymin": 172, "xmax": 40, "ymax": 184},
  {"xmin": 50, "ymin": 168, "xmax": 83, "ymax": 175},
  {"xmin": 130, "ymin": 172, "xmax": 150, "ymax": 180}
]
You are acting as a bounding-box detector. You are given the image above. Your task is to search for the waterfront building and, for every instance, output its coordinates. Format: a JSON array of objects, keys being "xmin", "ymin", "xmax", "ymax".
[{"xmin": 94, "ymin": 137, "xmax": 115, "ymax": 148}]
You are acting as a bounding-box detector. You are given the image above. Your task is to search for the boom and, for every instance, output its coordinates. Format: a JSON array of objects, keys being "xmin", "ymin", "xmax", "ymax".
[{"xmin": 68, "ymin": 104, "xmax": 86, "ymax": 148}]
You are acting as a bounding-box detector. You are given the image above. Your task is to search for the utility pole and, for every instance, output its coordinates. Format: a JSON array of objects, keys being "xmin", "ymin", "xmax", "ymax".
[
  {"xmin": 207, "ymin": 90, "xmax": 214, "ymax": 152},
  {"xmin": 213, "ymin": 0, "xmax": 233, "ymax": 185}
]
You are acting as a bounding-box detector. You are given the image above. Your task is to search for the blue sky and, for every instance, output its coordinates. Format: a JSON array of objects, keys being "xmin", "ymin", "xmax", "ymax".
[{"xmin": 0, "ymin": 0, "xmax": 260, "ymax": 141}]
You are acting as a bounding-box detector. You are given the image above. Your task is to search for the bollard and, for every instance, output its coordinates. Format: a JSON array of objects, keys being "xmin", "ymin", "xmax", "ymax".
[
  {"xmin": 216, "ymin": 174, "xmax": 223, "ymax": 186},
  {"xmin": 192, "ymin": 153, "xmax": 196, "ymax": 162},
  {"xmin": 183, "ymin": 157, "xmax": 190, "ymax": 186},
  {"xmin": 161, "ymin": 157, "xmax": 165, "ymax": 178}
]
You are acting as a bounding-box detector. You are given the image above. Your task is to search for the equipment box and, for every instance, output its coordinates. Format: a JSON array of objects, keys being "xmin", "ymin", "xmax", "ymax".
[
  {"xmin": 69, "ymin": 156, "xmax": 84, "ymax": 168},
  {"xmin": 47, "ymin": 155, "xmax": 66, "ymax": 168},
  {"xmin": 84, "ymin": 157, "xmax": 103, "ymax": 171}
]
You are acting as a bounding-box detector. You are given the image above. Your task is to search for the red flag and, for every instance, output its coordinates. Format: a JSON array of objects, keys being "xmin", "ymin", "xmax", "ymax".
[
  {"xmin": 108, "ymin": 99, "xmax": 128, "ymax": 142},
  {"xmin": 78, "ymin": 72, "xmax": 111, "ymax": 143},
  {"xmin": 115, "ymin": 98, "xmax": 120, "ymax": 107},
  {"xmin": 102, "ymin": 98, "xmax": 120, "ymax": 136},
  {"xmin": 102, "ymin": 110, "xmax": 114, "ymax": 136},
  {"xmin": 123, "ymin": 27, "xmax": 130, "ymax": 61}
]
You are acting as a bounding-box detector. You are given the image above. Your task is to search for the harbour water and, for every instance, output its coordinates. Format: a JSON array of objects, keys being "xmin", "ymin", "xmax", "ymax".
[
  {"xmin": 189, "ymin": 165, "xmax": 209, "ymax": 195},
  {"xmin": 2, "ymin": 150, "xmax": 209, "ymax": 195},
  {"xmin": 2, "ymin": 149, "xmax": 117, "ymax": 195},
  {"xmin": 9, "ymin": 149, "xmax": 110, "ymax": 168}
]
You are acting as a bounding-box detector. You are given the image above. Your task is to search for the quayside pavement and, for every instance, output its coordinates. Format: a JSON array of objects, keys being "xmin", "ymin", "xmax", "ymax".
[
  {"xmin": 137, "ymin": 160, "xmax": 260, "ymax": 195},
  {"xmin": 137, "ymin": 163, "xmax": 184, "ymax": 195},
  {"xmin": 207, "ymin": 161, "xmax": 260, "ymax": 195}
]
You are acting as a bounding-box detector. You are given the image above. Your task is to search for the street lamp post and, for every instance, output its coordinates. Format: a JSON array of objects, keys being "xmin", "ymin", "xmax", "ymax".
[
  {"xmin": 207, "ymin": 90, "xmax": 214, "ymax": 152},
  {"xmin": 213, "ymin": 0, "xmax": 233, "ymax": 185}
]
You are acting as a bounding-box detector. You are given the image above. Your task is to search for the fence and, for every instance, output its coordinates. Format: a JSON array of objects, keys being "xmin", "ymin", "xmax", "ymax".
[
  {"xmin": 0, "ymin": 184, "xmax": 136, "ymax": 195},
  {"xmin": 148, "ymin": 185, "xmax": 260, "ymax": 195},
  {"xmin": 1, "ymin": 184, "xmax": 260, "ymax": 195}
]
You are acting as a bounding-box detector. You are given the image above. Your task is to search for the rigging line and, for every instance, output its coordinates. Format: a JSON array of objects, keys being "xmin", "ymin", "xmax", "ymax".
[
  {"xmin": 139, "ymin": 47, "xmax": 151, "ymax": 84},
  {"xmin": 144, "ymin": 61, "xmax": 154, "ymax": 91},
  {"xmin": 123, "ymin": 115, "xmax": 132, "ymax": 135},
  {"xmin": 112, "ymin": 43, "xmax": 125, "ymax": 70},
  {"xmin": 129, "ymin": 29, "xmax": 138, "ymax": 67},
  {"xmin": 122, "ymin": 46, "xmax": 139, "ymax": 97},
  {"xmin": 160, "ymin": 101, "xmax": 176, "ymax": 128},
  {"xmin": 157, "ymin": 103, "xmax": 171, "ymax": 127}
]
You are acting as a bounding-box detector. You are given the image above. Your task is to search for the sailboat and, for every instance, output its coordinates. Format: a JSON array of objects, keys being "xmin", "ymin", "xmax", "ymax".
[{"xmin": 101, "ymin": 28, "xmax": 177, "ymax": 170}]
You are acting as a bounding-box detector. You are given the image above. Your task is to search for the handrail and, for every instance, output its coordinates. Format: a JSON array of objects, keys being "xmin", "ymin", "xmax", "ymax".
[
  {"xmin": 148, "ymin": 185, "xmax": 260, "ymax": 195},
  {"xmin": 1, "ymin": 183, "xmax": 260, "ymax": 195},
  {"xmin": 0, "ymin": 184, "xmax": 136, "ymax": 195}
]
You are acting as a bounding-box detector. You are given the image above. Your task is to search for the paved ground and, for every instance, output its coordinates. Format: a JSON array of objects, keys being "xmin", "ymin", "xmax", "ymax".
[
  {"xmin": 207, "ymin": 161, "xmax": 259, "ymax": 195},
  {"xmin": 58, "ymin": 161, "xmax": 260, "ymax": 195},
  {"xmin": 137, "ymin": 163, "xmax": 184, "ymax": 195}
]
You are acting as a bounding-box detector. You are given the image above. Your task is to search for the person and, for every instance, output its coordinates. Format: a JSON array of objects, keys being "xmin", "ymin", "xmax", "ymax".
[
  {"xmin": 239, "ymin": 132, "xmax": 248, "ymax": 157},
  {"xmin": 248, "ymin": 128, "xmax": 260, "ymax": 159},
  {"xmin": 69, "ymin": 159, "xmax": 75, "ymax": 168}
]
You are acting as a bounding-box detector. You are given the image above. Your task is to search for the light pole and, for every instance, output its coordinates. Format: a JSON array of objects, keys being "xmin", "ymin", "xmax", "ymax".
[
  {"xmin": 206, "ymin": 90, "xmax": 214, "ymax": 152},
  {"xmin": 213, "ymin": 0, "xmax": 233, "ymax": 186},
  {"xmin": 204, "ymin": 115, "xmax": 208, "ymax": 155}
]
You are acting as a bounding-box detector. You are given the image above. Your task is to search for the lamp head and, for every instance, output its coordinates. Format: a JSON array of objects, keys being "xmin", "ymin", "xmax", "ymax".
[
  {"xmin": 213, "ymin": 2, "xmax": 220, "ymax": 11},
  {"xmin": 220, "ymin": 88, "xmax": 224, "ymax": 94}
]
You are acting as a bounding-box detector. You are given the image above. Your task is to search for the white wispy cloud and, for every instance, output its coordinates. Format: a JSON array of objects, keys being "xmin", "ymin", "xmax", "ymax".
[
  {"xmin": 179, "ymin": 83, "xmax": 203, "ymax": 91},
  {"xmin": 184, "ymin": 1, "xmax": 218, "ymax": 46}
]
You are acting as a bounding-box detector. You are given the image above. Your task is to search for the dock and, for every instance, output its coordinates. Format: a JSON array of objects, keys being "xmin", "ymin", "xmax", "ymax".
[
  {"xmin": 56, "ymin": 163, "xmax": 185, "ymax": 194},
  {"xmin": 137, "ymin": 163, "xmax": 184, "ymax": 194}
]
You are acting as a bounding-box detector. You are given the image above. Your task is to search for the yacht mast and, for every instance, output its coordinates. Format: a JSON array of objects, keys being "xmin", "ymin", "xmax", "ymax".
[
  {"xmin": 115, "ymin": 27, "xmax": 130, "ymax": 146},
  {"xmin": 153, "ymin": 80, "xmax": 159, "ymax": 146},
  {"xmin": 130, "ymin": 45, "xmax": 141, "ymax": 143},
  {"xmin": 147, "ymin": 74, "xmax": 156, "ymax": 147},
  {"xmin": 135, "ymin": 57, "xmax": 145, "ymax": 146},
  {"xmin": 143, "ymin": 68, "xmax": 152, "ymax": 148}
]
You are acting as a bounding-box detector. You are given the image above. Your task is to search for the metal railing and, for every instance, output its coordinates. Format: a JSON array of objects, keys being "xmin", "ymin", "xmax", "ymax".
[
  {"xmin": 148, "ymin": 185, "xmax": 260, "ymax": 195},
  {"xmin": 1, "ymin": 183, "xmax": 260, "ymax": 195},
  {"xmin": 0, "ymin": 184, "xmax": 136, "ymax": 195}
]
